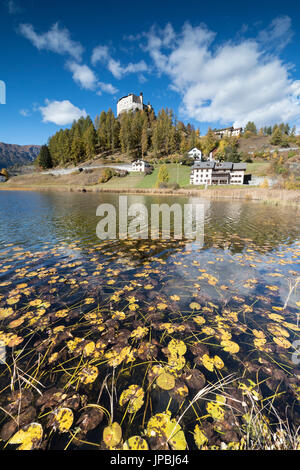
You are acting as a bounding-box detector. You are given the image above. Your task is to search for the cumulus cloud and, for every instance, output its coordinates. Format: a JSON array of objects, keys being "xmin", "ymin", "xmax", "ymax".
[
  {"xmin": 91, "ymin": 45, "xmax": 110, "ymax": 65},
  {"xmin": 92, "ymin": 44, "xmax": 148, "ymax": 79},
  {"xmin": 66, "ymin": 62, "xmax": 98, "ymax": 90},
  {"xmin": 107, "ymin": 58, "xmax": 148, "ymax": 79},
  {"xmin": 144, "ymin": 20, "xmax": 300, "ymax": 128},
  {"xmin": 19, "ymin": 22, "xmax": 84, "ymax": 61},
  {"xmin": 97, "ymin": 82, "xmax": 118, "ymax": 94},
  {"xmin": 39, "ymin": 99, "xmax": 87, "ymax": 125},
  {"xmin": 66, "ymin": 61, "xmax": 118, "ymax": 94}
]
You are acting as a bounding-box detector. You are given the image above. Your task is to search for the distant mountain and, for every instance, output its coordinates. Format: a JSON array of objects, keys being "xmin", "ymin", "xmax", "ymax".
[{"xmin": 0, "ymin": 142, "xmax": 41, "ymax": 168}]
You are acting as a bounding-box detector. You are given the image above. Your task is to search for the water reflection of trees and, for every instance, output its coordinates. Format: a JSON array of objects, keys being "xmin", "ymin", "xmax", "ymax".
[{"xmin": 24, "ymin": 192, "xmax": 300, "ymax": 263}]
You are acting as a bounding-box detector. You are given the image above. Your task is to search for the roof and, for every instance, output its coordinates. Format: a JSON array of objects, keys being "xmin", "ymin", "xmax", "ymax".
[
  {"xmin": 214, "ymin": 162, "xmax": 233, "ymax": 170},
  {"xmin": 213, "ymin": 126, "xmax": 243, "ymax": 132},
  {"xmin": 213, "ymin": 127, "xmax": 234, "ymax": 132},
  {"xmin": 188, "ymin": 147, "xmax": 201, "ymax": 152},
  {"xmin": 191, "ymin": 161, "xmax": 246, "ymax": 170},
  {"xmin": 192, "ymin": 161, "xmax": 215, "ymax": 169},
  {"xmin": 232, "ymin": 163, "xmax": 247, "ymax": 170}
]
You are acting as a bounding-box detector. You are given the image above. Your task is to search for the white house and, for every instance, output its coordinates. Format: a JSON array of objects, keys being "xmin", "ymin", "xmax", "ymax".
[
  {"xmin": 131, "ymin": 160, "xmax": 151, "ymax": 172},
  {"xmin": 187, "ymin": 147, "xmax": 202, "ymax": 160},
  {"xmin": 190, "ymin": 161, "xmax": 246, "ymax": 185},
  {"xmin": 229, "ymin": 163, "xmax": 247, "ymax": 184},
  {"xmin": 117, "ymin": 93, "xmax": 152, "ymax": 117},
  {"xmin": 213, "ymin": 127, "xmax": 243, "ymax": 138}
]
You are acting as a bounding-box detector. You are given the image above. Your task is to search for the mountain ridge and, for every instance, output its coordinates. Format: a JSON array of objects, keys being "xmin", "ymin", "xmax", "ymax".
[{"xmin": 0, "ymin": 142, "xmax": 41, "ymax": 168}]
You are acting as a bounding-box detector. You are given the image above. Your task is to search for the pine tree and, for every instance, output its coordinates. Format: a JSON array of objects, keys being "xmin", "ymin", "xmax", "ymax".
[
  {"xmin": 270, "ymin": 127, "xmax": 283, "ymax": 146},
  {"xmin": 244, "ymin": 121, "xmax": 257, "ymax": 134},
  {"xmin": 38, "ymin": 145, "xmax": 53, "ymax": 169},
  {"xmin": 70, "ymin": 127, "xmax": 85, "ymax": 163},
  {"xmin": 84, "ymin": 124, "xmax": 97, "ymax": 160},
  {"xmin": 202, "ymin": 128, "xmax": 218, "ymax": 156},
  {"xmin": 141, "ymin": 117, "xmax": 148, "ymax": 157}
]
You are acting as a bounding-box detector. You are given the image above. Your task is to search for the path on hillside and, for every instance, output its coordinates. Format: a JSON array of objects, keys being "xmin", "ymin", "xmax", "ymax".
[{"xmin": 42, "ymin": 163, "xmax": 132, "ymax": 176}]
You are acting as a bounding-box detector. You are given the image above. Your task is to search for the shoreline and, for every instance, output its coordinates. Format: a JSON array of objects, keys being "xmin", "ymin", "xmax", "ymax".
[{"xmin": 1, "ymin": 182, "xmax": 300, "ymax": 206}]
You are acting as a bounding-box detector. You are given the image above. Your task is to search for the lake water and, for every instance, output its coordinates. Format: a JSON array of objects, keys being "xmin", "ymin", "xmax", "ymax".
[{"xmin": 0, "ymin": 190, "xmax": 299, "ymax": 450}]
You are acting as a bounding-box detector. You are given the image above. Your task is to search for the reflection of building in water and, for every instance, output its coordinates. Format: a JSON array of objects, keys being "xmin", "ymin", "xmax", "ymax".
[
  {"xmin": 222, "ymin": 201, "xmax": 242, "ymax": 222},
  {"xmin": 184, "ymin": 197, "xmax": 207, "ymax": 247}
]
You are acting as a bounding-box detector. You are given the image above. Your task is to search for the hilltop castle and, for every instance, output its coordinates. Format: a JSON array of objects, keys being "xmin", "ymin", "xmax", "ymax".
[{"xmin": 117, "ymin": 93, "xmax": 152, "ymax": 117}]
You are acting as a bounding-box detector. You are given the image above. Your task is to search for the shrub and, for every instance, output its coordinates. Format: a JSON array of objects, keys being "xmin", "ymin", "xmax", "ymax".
[
  {"xmin": 98, "ymin": 168, "xmax": 115, "ymax": 183},
  {"xmin": 259, "ymin": 178, "xmax": 269, "ymax": 188},
  {"xmin": 156, "ymin": 164, "xmax": 169, "ymax": 188},
  {"xmin": 0, "ymin": 168, "xmax": 9, "ymax": 180}
]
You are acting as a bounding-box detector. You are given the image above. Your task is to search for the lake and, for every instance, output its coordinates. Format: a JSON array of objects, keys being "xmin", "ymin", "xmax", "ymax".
[{"xmin": 0, "ymin": 190, "xmax": 299, "ymax": 450}]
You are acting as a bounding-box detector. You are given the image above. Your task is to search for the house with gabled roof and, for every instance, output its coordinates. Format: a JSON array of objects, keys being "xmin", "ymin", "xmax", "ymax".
[{"xmin": 190, "ymin": 161, "xmax": 246, "ymax": 185}]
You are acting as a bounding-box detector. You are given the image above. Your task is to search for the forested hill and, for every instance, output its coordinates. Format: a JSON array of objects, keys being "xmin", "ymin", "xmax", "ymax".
[{"xmin": 0, "ymin": 142, "xmax": 40, "ymax": 168}]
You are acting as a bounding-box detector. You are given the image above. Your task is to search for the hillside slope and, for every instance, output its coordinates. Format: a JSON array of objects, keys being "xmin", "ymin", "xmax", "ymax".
[{"xmin": 0, "ymin": 142, "xmax": 40, "ymax": 168}]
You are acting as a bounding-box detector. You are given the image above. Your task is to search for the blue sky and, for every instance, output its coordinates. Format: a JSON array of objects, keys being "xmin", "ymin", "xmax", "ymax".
[{"xmin": 1, "ymin": 0, "xmax": 300, "ymax": 145}]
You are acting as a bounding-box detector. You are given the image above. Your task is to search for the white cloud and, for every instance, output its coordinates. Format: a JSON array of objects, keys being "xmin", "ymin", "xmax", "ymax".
[
  {"xmin": 107, "ymin": 58, "xmax": 148, "ymax": 79},
  {"xmin": 19, "ymin": 22, "xmax": 84, "ymax": 61},
  {"xmin": 92, "ymin": 45, "xmax": 148, "ymax": 79},
  {"xmin": 257, "ymin": 16, "xmax": 293, "ymax": 52},
  {"xmin": 7, "ymin": 0, "xmax": 22, "ymax": 14},
  {"xmin": 19, "ymin": 108, "xmax": 30, "ymax": 117},
  {"xmin": 66, "ymin": 62, "xmax": 98, "ymax": 90},
  {"xmin": 97, "ymin": 82, "xmax": 118, "ymax": 94},
  {"xmin": 39, "ymin": 99, "xmax": 87, "ymax": 125},
  {"xmin": 91, "ymin": 45, "xmax": 110, "ymax": 65},
  {"xmin": 144, "ymin": 19, "xmax": 300, "ymax": 128},
  {"xmin": 66, "ymin": 61, "xmax": 118, "ymax": 95}
]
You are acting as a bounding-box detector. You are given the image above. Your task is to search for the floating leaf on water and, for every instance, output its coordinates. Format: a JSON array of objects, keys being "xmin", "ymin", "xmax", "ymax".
[
  {"xmin": 273, "ymin": 336, "xmax": 291, "ymax": 349},
  {"xmin": 156, "ymin": 372, "xmax": 175, "ymax": 391},
  {"xmin": 83, "ymin": 341, "xmax": 96, "ymax": 357},
  {"xmin": 268, "ymin": 324, "xmax": 290, "ymax": 338},
  {"xmin": 254, "ymin": 338, "xmax": 267, "ymax": 350},
  {"xmin": 189, "ymin": 302, "xmax": 200, "ymax": 310},
  {"xmin": 193, "ymin": 316, "xmax": 206, "ymax": 325},
  {"xmin": 119, "ymin": 385, "xmax": 144, "ymax": 413},
  {"xmin": 167, "ymin": 339, "xmax": 186, "ymax": 357},
  {"xmin": 194, "ymin": 424, "xmax": 208, "ymax": 449},
  {"xmin": 130, "ymin": 326, "xmax": 149, "ymax": 340},
  {"xmin": 253, "ymin": 330, "xmax": 266, "ymax": 339},
  {"xmin": 268, "ymin": 313, "xmax": 284, "ymax": 322},
  {"xmin": 213, "ymin": 355, "xmax": 224, "ymax": 370},
  {"xmin": 51, "ymin": 407, "xmax": 74, "ymax": 433},
  {"xmin": 167, "ymin": 355, "xmax": 186, "ymax": 371},
  {"xmin": 123, "ymin": 436, "xmax": 149, "ymax": 450},
  {"xmin": 146, "ymin": 412, "xmax": 187, "ymax": 450},
  {"xmin": 9, "ymin": 423, "xmax": 43, "ymax": 450},
  {"xmin": 206, "ymin": 401, "xmax": 225, "ymax": 421},
  {"xmin": 0, "ymin": 307, "xmax": 14, "ymax": 320},
  {"xmin": 202, "ymin": 326, "xmax": 215, "ymax": 336},
  {"xmin": 221, "ymin": 340, "xmax": 240, "ymax": 354},
  {"xmin": 202, "ymin": 354, "xmax": 214, "ymax": 372},
  {"xmin": 78, "ymin": 365, "xmax": 99, "ymax": 384},
  {"xmin": 103, "ymin": 422, "xmax": 122, "ymax": 447}
]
